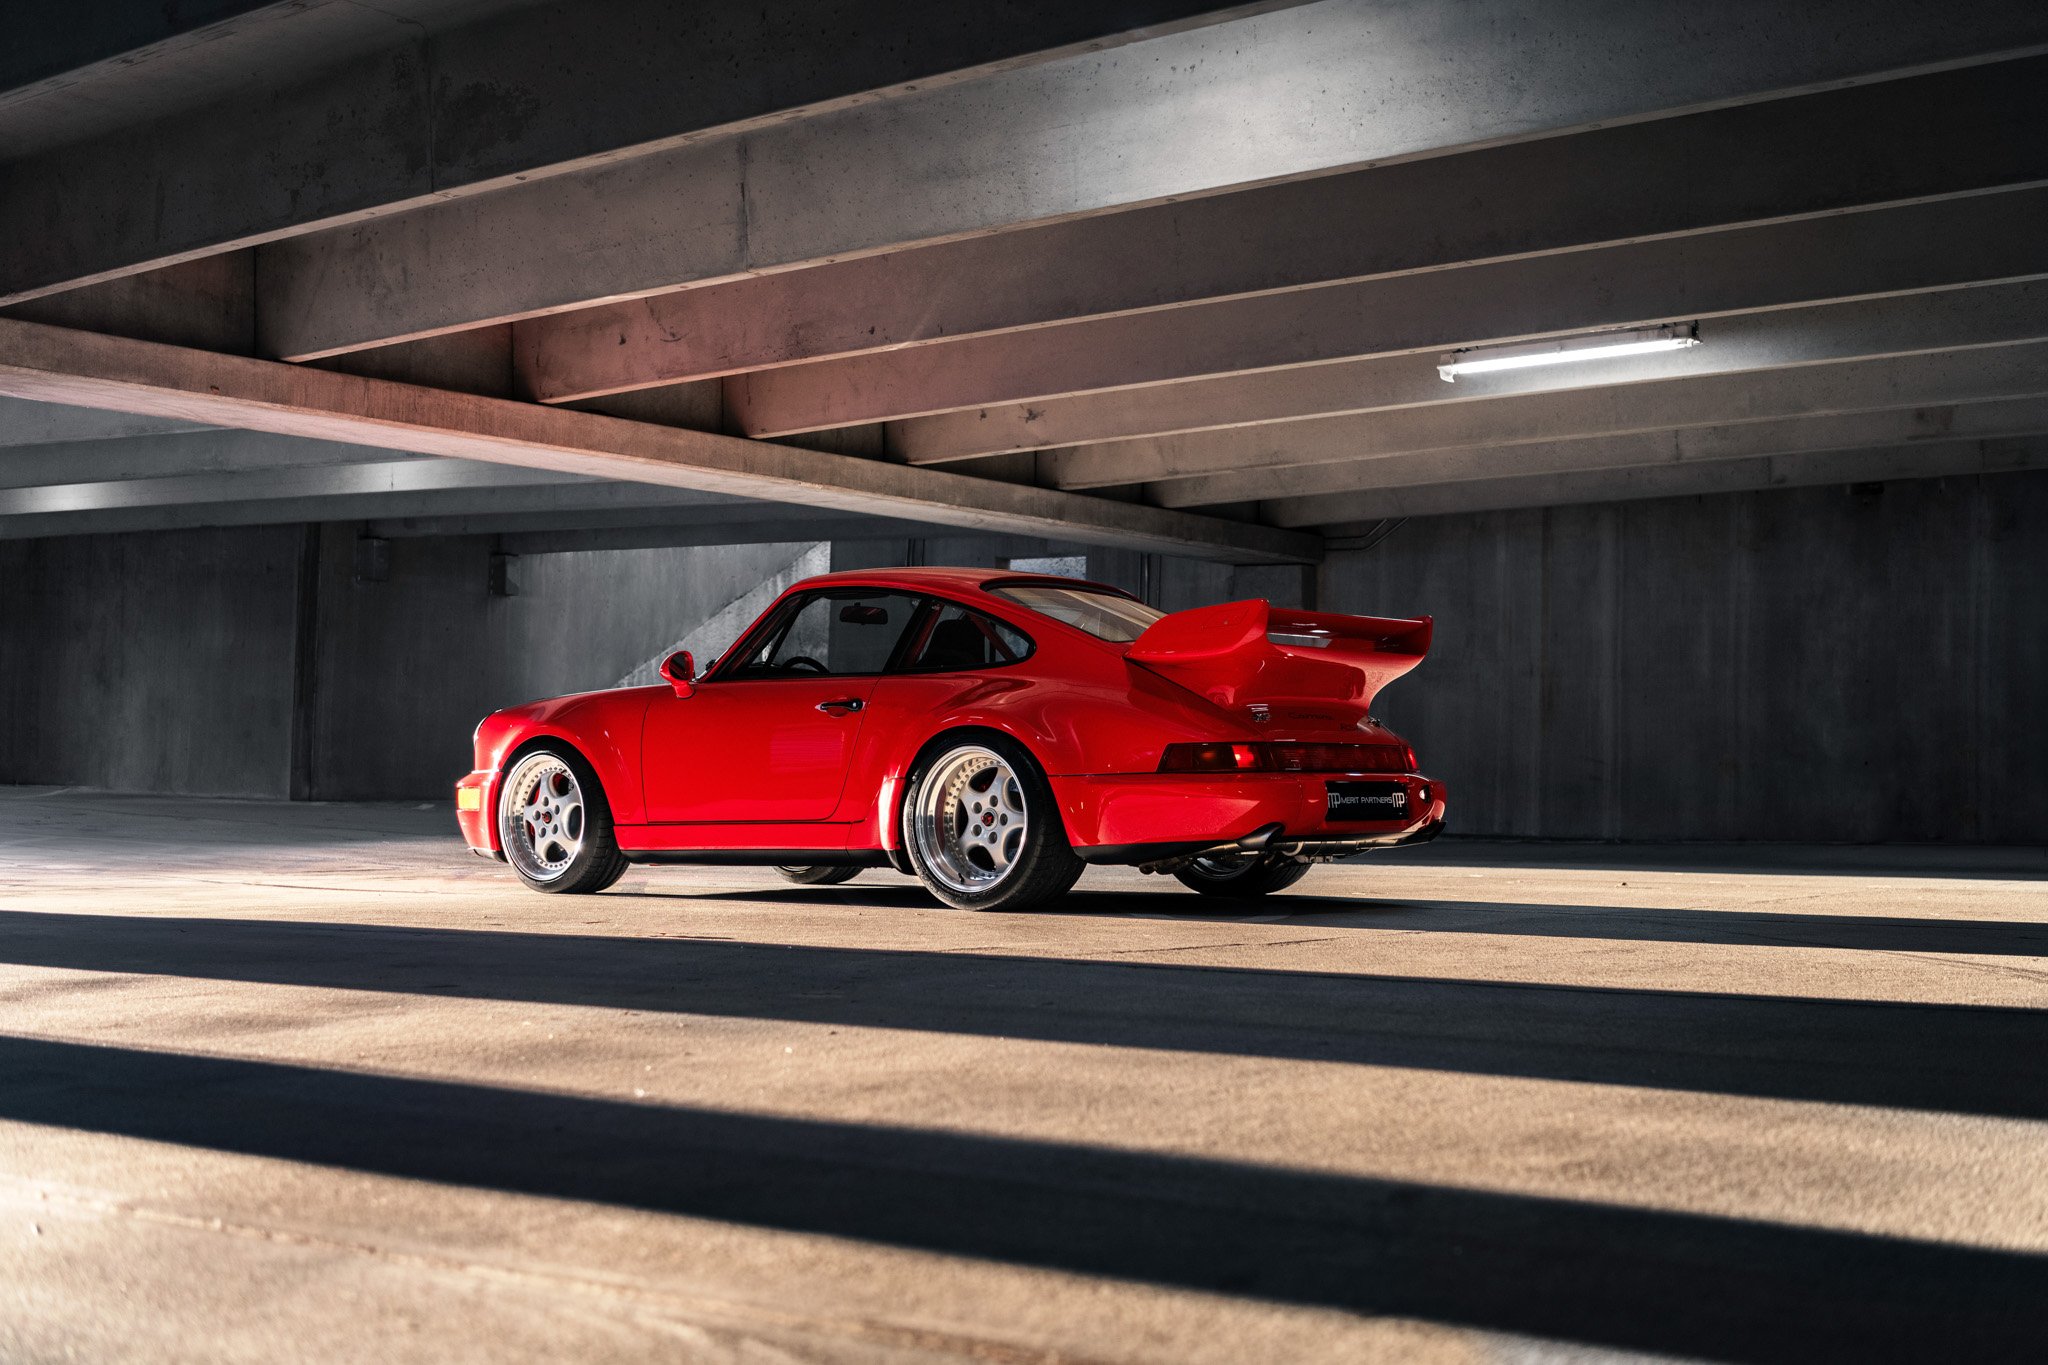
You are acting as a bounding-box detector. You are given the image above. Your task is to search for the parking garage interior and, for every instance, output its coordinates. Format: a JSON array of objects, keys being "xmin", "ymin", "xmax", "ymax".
[{"xmin": 2, "ymin": 2, "xmax": 2046, "ymax": 1359}]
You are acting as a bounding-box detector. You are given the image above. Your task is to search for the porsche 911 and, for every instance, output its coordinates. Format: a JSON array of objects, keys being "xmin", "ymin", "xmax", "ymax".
[{"xmin": 455, "ymin": 568, "xmax": 1444, "ymax": 910}]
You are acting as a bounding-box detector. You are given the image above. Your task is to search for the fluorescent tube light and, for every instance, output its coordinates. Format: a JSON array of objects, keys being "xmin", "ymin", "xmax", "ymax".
[{"xmin": 1438, "ymin": 324, "xmax": 1699, "ymax": 382}]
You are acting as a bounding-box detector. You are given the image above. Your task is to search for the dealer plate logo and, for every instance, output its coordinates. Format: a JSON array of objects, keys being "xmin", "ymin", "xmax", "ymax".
[{"xmin": 1326, "ymin": 782, "xmax": 1406, "ymax": 821}]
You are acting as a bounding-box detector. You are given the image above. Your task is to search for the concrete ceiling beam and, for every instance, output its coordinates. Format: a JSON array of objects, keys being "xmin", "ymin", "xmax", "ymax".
[
  {"xmin": 246, "ymin": 1, "xmax": 2048, "ymax": 360},
  {"xmin": 1233, "ymin": 397, "xmax": 2048, "ymax": 521},
  {"xmin": 1074, "ymin": 341, "xmax": 2048, "ymax": 500},
  {"xmin": 0, "ymin": 396, "xmax": 206, "ymax": 449},
  {"xmin": 519, "ymin": 60, "xmax": 2048, "ymax": 404},
  {"xmin": 0, "ymin": 0, "xmax": 1301, "ymax": 308},
  {"xmin": 363, "ymin": 502, "xmax": 838, "ymax": 540},
  {"xmin": 0, "ymin": 428, "xmax": 441, "ymax": 490},
  {"xmin": 1308, "ymin": 437, "xmax": 2048, "ymax": 529},
  {"xmin": 1, "ymin": 1, "xmax": 290, "ymax": 96},
  {"xmin": 493, "ymin": 520, "xmax": 974, "ymax": 556},
  {"xmin": 0, "ymin": 1, "xmax": 455, "ymax": 165},
  {"xmin": 0, "ymin": 481, "xmax": 739, "ymax": 542},
  {"xmin": 0, "ymin": 485, "xmax": 954, "ymax": 545},
  {"xmin": 726, "ymin": 189, "xmax": 2048, "ymax": 436},
  {"xmin": 0, "ymin": 319, "xmax": 1316, "ymax": 564},
  {"xmin": 889, "ymin": 281, "xmax": 2048, "ymax": 465},
  {"xmin": 0, "ymin": 457, "xmax": 596, "ymax": 518}
]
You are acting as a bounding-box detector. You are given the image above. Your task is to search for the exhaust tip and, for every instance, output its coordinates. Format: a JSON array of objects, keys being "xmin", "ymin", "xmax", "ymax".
[{"xmin": 1234, "ymin": 823, "xmax": 1284, "ymax": 852}]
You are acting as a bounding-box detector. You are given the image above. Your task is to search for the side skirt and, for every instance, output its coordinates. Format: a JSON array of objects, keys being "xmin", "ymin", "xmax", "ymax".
[{"xmin": 621, "ymin": 849, "xmax": 895, "ymax": 867}]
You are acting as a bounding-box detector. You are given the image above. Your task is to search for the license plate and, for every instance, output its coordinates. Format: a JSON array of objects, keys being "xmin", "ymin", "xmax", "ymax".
[{"xmin": 1326, "ymin": 781, "xmax": 1408, "ymax": 822}]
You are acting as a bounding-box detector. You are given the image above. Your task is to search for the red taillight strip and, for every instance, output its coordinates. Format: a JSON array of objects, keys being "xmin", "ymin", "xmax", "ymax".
[{"xmin": 1157, "ymin": 742, "xmax": 1413, "ymax": 773}]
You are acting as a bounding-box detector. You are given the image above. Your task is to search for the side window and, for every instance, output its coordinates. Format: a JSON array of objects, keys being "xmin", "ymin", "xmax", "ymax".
[
  {"xmin": 727, "ymin": 591, "xmax": 921, "ymax": 678},
  {"xmin": 897, "ymin": 601, "xmax": 1033, "ymax": 672}
]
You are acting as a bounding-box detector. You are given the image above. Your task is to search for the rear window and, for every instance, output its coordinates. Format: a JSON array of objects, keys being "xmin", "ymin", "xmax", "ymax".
[
  {"xmin": 897, "ymin": 601, "xmax": 1033, "ymax": 672},
  {"xmin": 989, "ymin": 585, "xmax": 1164, "ymax": 643}
]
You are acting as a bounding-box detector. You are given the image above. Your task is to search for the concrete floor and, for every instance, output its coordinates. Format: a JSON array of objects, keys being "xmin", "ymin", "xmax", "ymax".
[{"xmin": 1, "ymin": 788, "xmax": 2045, "ymax": 1363}]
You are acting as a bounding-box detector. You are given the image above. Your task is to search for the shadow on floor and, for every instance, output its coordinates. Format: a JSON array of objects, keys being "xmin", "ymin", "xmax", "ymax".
[
  {"xmin": 674, "ymin": 880, "xmax": 2048, "ymax": 956},
  {"xmin": 3, "ymin": 910, "xmax": 2046, "ymax": 1120},
  {"xmin": 0, "ymin": 1035, "xmax": 2040, "ymax": 1364},
  {"xmin": 1381, "ymin": 839, "xmax": 2048, "ymax": 882}
]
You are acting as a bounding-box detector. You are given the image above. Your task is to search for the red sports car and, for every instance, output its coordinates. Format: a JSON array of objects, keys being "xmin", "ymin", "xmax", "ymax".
[{"xmin": 455, "ymin": 568, "xmax": 1444, "ymax": 910}]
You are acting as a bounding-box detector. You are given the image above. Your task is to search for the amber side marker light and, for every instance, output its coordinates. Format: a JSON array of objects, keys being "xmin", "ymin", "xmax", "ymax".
[
  {"xmin": 1159, "ymin": 743, "xmax": 1414, "ymax": 773},
  {"xmin": 456, "ymin": 787, "xmax": 483, "ymax": 811}
]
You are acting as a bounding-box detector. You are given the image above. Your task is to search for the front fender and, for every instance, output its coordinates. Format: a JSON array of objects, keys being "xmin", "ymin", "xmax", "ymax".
[{"xmin": 459, "ymin": 690, "xmax": 658, "ymax": 846}]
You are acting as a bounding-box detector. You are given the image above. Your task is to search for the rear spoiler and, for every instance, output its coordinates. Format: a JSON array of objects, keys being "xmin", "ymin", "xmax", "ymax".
[{"xmin": 1125, "ymin": 600, "xmax": 1431, "ymax": 717}]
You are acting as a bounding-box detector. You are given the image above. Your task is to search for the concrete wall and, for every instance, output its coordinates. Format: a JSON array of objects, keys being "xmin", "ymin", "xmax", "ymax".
[
  {"xmin": 843, "ymin": 540, "xmax": 1301, "ymax": 614},
  {"xmin": 1322, "ymin": 470, "xmax": 2048, "ymax": 843},
  {"xmin": 0, "ymin": 525, "xmax": 815, "ymax": 800},
  {"xmin": 4, "ymin": 469, "xmax": 2041, "ymax": 840},
  {"xmin": 0, "ymin": 526, "xmax": 304, "ymax": 796},
  {"xmin": 304, "ymin": 531, "xmax": 816, "ymax": 799}
]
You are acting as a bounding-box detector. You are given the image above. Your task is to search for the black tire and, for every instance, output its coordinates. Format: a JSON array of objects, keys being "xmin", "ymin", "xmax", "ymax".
[
  {"xmin": 901, "ymin": 732, "xmax": 1084, "ymax": 912},
  {"xmin": 497, "ymin": 745, "xmax": 630, "ymax": 894},
  {"xmin": 775, "ymin": 865, "xmax": 862, "ymax": 885},
  {"xmin": 1173, "ymin": 852, "xmax": 1311, "ymax": 899}
]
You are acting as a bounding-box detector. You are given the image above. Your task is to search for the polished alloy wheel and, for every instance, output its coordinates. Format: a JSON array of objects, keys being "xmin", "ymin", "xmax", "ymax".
[
  {"xmin": 500, "ymin": 752, "xmax": 586, "ymax": 884},
  {"xmin": 910, "ymin": 745, "xmax": 1029, "ymax": 895}
]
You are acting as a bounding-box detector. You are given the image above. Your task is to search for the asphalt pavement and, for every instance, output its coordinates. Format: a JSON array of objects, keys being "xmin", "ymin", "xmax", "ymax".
[{"xmin": 2, "ymin": 786, "xmax": 2044, "ymax": 1363}]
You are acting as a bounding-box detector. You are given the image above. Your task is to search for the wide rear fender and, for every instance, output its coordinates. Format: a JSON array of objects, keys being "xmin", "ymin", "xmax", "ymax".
[
  {"xmin": 855, "ymin": 660, "xmax": 1249, "ymax": 852},
  {"xmin": 856, "ymin": 680, "xmax": 1068, "ymax": 855}
]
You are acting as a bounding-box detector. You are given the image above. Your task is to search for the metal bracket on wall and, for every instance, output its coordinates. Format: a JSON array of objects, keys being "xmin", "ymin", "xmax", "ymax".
[
  {"xmin": 488, "ymin": 550, "xmax": 519, "ymax": 597},
  {"xmin": 352, "ymin": 536, "xmax": 390, "ymax": 585}
]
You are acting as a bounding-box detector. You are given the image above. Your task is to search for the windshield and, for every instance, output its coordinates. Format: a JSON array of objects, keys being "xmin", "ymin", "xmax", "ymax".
[{"xmin": 989, "ymin": 584, "xmax": 1164, "ymax": 643}]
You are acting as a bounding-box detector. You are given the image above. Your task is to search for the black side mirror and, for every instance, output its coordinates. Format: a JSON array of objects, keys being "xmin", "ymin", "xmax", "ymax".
[{"xmin": 659, "ymin": 650, "xmax": 696, "ymax": 697}]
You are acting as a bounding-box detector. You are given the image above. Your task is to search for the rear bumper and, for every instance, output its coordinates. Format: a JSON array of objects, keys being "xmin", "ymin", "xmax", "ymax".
[
  {"xmin": 1056, "ymin": 771, "xmax": 1446, "ymax": 864},
  {"xmin": 454, "ymin": 770, "xmax": 501, "ymax": 858}
]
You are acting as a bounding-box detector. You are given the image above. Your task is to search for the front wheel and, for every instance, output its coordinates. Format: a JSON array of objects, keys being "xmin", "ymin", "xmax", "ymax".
[
  {"xmin": 903, "ymin": 736, "xmax": 1083, "ymax": 912},
  {"xmin": 498, "ymin": 747, "xmax": 629, "ymax": 894},
  {"xmin": 1173, "ymin": 852, "xmax": 1311, "ymax": 899},
  {"xmin": 775, "ymin": 865, "xmax": 861, "ymax": 885}
]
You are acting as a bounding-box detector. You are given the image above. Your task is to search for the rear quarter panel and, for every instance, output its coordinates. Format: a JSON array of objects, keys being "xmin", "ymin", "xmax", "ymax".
[{"xmin": 846, "ymin": 630, "xmax": 1257, "ymax": 848}]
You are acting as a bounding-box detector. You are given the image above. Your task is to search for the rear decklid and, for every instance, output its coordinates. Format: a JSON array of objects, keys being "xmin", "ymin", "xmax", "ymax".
[{"xmin": 1124, "ymin": 599, "xmax": 1431, "ymax": 728}]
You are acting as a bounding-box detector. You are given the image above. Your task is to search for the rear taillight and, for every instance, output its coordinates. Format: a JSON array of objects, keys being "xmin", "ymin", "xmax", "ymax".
[
  {"xmin": 1158, "ymin": 742, "xmax": 1264, "ymax": 772},
  {"xmin": 1157, "ymin": 742, "xmax": 1412, "ymax": 774}
]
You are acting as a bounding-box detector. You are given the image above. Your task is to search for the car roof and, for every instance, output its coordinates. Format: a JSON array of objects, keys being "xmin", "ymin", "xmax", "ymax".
[{"xmin": 790, "ymin": 566, "xmax": 1138, "ymax": 598}]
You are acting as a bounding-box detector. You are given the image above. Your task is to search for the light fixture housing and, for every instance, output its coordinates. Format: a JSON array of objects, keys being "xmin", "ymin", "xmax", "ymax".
[{"xmin": 1437, "ymin": 323, "xmax": 1699, "ymax": 382}]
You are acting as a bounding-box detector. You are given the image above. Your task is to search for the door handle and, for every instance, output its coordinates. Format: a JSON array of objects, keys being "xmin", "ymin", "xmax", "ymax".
[{"xmin": 816, "ymin": 697, "xmax": 864, "ymax": 714}]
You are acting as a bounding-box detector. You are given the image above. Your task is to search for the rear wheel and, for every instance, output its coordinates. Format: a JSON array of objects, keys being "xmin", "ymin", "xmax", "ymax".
[
  {"xmin": 498, "ymin": 747, "xmax": 629, "ymax": 894},
  {"xmin": 1173, "ymin": 851, "xmax": 1311, "ymax": 899},
  {"xmin": 903, "ymin": 736, "xmax": 1082, "ymax": 912},
  {"xmin": 774, "ymin": 865, "xmax": 861, "ymax": 885}
]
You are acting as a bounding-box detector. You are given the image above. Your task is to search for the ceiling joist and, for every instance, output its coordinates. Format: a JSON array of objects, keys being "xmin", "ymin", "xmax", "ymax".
[{"xmin": 0, "ymin": 319, "xmax": 1318, "ymax": 562}]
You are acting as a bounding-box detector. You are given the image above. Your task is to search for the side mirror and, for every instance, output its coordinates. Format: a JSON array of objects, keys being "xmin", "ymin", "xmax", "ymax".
[{"xmin": 659, "ymin": 650, "xmax": 696, "ymax": 697}]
